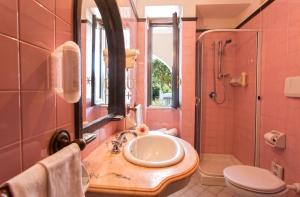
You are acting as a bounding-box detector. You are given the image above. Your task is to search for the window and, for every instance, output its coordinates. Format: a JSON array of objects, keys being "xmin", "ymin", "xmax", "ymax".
[
  {"xmin": 123, "ymin": 28, "xmax": 130, "ymax": 49},
  {"xmin": 94, "ymin": 18, "xmax": 107, "ymax": 105},
  {"xmin": 147, "ymin": 13, "xmax": 180, "ymax": 108},
  {"xmin": 91, "ymin": 15, "xmax": 108, "ymax": 106},
  {"xmin": 145, "ymin": 5, "xmax": 181, "ymax": 18},
  {"xmin": 87, "ymin": 21, "xmax": 131, "ymax": 106}
]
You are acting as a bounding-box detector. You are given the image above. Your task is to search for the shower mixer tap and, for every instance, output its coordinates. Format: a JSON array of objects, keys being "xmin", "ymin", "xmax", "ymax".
[
  {"xmin": 209, "ymin": 91, "xmax": 217, "ymax": 99},
  {"xmin": 218, "ymin": 73, "xmax": 230, "ymax": 79}
]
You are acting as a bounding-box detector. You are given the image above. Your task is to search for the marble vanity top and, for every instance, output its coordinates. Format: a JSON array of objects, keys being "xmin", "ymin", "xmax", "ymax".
[{"xmin": 83, "ymin": 132, "xmax": 199, "ymax": 196}]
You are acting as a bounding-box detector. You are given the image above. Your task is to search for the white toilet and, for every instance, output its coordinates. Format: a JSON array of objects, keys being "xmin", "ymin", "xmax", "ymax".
[{"xmin": 224, "ymin": 165, "xmax": 288, "ymax": 197}]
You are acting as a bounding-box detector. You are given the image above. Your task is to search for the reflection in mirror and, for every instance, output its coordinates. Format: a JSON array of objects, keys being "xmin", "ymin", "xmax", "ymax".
[
  {"xmin": 115, "ymin": 0, "xmax": 140, "ymax": 131},
  {"xmin": 81, "ymin": 0, "xmax": 108, "ymax": 126},
  {"xmin": 123, "ymin": 28, "xmax": 130, "ymax": 49},
  {"xmin": 117, "ymin": 1, "xmax": 139, "ymax": 107},
  {"xmin": 93, "ymin": 21, "xmax": 107, "ymax": 106},
  {"xmin": 123, "ymin": 27, "xmax": 132, "ymax": 105}
]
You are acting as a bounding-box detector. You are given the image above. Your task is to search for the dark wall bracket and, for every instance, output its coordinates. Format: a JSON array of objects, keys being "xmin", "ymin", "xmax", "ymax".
[{"xmin": 49, "ymin": 130, "xmax": 86, "ymax": 154}]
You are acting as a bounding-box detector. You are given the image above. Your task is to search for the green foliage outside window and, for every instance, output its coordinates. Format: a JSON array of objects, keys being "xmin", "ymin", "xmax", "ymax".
[{"xmin": 151, "ymin": 59, "xmax": 172, "ymax": 103}]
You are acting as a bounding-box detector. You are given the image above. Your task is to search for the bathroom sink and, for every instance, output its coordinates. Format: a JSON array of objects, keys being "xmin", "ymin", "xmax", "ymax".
[
  {"xmin": 81, "ymin": 163, "xmax": 90, "ymax": 192},
  {"xmin": 123, "ymin": 134, "xmax": 184, "ymax": 167}
]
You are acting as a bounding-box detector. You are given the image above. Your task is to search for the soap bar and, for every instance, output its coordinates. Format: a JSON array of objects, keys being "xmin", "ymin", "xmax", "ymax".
[{"xmin": 284, "ymin": 76, "xmax": 300, "ymax": 97}]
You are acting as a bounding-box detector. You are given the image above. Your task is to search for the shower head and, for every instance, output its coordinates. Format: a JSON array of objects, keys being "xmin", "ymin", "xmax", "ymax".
[{"xmin": 222, "ymin": 39, "xmax": 232, "ymax": 53}]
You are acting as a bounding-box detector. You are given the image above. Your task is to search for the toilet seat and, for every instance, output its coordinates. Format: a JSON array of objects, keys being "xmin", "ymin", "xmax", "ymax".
[
  {"xmin": 224, "ymin": 165, "xmax": 287, "ymax": 194},
  {"xmin": 225, "ymin": 179, "xmax": 288, "ymax": 197}
]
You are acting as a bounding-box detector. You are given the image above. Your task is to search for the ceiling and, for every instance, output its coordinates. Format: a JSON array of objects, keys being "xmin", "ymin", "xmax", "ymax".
[{"xmin": 196, "ymin": 3, "xmax": 250, "ymax": 19}]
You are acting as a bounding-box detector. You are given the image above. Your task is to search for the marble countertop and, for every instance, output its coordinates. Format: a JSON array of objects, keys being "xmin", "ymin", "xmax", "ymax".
[{"xmin": 83, "ymin": 132, "xmax": 199, "ymax": 196}]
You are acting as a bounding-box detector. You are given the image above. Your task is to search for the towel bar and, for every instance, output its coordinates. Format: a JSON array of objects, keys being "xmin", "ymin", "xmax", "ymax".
[
  {"xmin": 127, "ymin": 106, "xmax": 137, "ymax": 112},
  {"xmin": 49, "ymin": 129, "xmax": 86, "ymax": 154}
]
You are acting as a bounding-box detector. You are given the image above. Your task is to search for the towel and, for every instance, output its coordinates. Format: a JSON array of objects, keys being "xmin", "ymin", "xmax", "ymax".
[
  {"xmin": 5, "ymin": 164, "xmax": 48, "ymax": 197},
  {"xmin": 164, "ymin": 128, "xmax": 178, "ymax": 136},
  {"xmin": 3, "ymin": 143, "xmax": 84, "ymax": 197},
  {"xmin": 135, "ymin": 104, "xmax": 143, "ymax": 126},
  {"xmin": 103, "ymin": 48, "xmax": 139, "ymax": 68},
  {"xmin": 39, "ymin": 143, "xmax": 84, "ymax": 197},
  {"xmin": 155, "ymin": 128, "xmax": 178, "ymax": 136}
]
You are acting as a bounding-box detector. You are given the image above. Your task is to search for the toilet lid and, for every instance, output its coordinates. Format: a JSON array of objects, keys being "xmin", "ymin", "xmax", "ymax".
[{"xmin": 224, "ymin": 165, "xmax": 286, "ymax": 194}]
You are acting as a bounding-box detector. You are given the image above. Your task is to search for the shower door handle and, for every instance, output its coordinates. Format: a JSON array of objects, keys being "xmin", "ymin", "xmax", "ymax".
[
  {"xmin": 195, "ymin": 97, "xmax": 201, "ymax": 106},
  {"xmin": 194, "ymin": 96, "xmax": 201, "ymax": 155}
]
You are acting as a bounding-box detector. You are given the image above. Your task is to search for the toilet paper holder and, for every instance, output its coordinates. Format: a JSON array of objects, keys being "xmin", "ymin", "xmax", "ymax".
[{"xmin": 264, "ymin": 130, "xmax": 286, "ymax": 149}]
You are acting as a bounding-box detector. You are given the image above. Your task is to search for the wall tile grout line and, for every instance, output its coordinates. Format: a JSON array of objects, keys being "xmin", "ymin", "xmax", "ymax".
[
  {"xmin": 54, "ymin": 6, "xmax": 58, "ymax": 146},
  {"xmin": 21, "ymin": 127, "xmax": 59, "ymax": 143},
  {"xmin": 0, "ymin": 32, "xmax": 19, "ymax": 42},
  {"xmin": 0, "ymin": 141, "xmax": 22, "ymax": 152},
  {"xmin": 19, "ymin": 40, "xmax": 51, "ymax": 52},
  {"xmin": 16, "ymin": 0, "xmax": 24, "ymax": 172},
  {"xmin": 32, "ymin": 0, "xmax": 72, "ymax": 26}
]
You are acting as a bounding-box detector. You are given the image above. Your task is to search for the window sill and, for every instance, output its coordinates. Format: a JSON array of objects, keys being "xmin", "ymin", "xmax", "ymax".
[
  {"xmin": 94, "ymin": 104, "xmax": 108, "ymax": 107},
  {"xmin": 147, "ymin": 106, "xmax": 179, "ymax": 110}
]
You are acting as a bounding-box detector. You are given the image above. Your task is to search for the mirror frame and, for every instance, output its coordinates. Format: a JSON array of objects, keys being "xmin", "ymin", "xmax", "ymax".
[{"xmin": 74, "ymin": 0, "xmax": 126, "ymax": 137}]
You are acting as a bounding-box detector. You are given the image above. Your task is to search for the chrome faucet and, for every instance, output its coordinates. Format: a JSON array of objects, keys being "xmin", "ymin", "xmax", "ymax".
[{"xmin": 111, "ymin": 131, "xmax": 137, "ymax": 154}]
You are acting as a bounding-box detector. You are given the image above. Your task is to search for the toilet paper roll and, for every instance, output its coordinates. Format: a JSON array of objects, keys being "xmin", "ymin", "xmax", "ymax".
[{"xmin": 264, "ymin": 132, "xmax": 277, "ymax": 145}]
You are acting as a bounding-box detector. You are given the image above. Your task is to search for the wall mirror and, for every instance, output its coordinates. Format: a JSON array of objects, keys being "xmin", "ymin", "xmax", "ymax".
[
  {"xmin": 74, "ymin": 0, "xmax": 126, "ymax": 137},
  {"xmin": 117, "ymin": 0, "xmax": 139, "ymax": 108}
]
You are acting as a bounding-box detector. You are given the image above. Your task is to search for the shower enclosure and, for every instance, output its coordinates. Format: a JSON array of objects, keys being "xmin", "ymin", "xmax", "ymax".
[{"xmin": 195, "ymin": 29, "xmax": 261, "ymax": 185}]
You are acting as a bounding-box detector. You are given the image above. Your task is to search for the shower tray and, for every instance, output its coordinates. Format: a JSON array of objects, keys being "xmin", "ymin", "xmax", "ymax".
[{"xmin": 198, "ymin": 154, "xmax": 242, "ymax": 186}]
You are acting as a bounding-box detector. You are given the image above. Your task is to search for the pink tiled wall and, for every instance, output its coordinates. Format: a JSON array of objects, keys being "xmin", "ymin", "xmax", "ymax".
[
  {"xmin": 135, "ymin": 21, "xmax": 196, "ymax": 145},
  {"xmin": 180, "ymin": 21, "xmax": 196, "ymax": 145},
  {"xmin": 241, "ymin": 0, "xmax": 300, "ymax": 191},
  {"xmin": 135, "ymin": 22, "xmax": 147, "ymax": 117},
  {"xmin": 199, "ymin": 31, "xmax": 258, "ymax": 164},
  {"xmin": 81, "ymin": 121, "xmax": 123, "ymax": 158},
  {"xmin": 0, "ymin": 0, "xmax": 74, "ymax": 183},
  {"xmin": 200, "ymin": 32, "xmax": 236, "ymax": 154},
  {"xmin": 232, "ymin": 32, "xmax": 257, "ymax": 165}
]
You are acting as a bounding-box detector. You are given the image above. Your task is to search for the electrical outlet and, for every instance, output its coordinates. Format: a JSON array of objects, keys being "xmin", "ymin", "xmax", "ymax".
[{"xmin": 271, "ymin": 161, "xmax": 284, "ymax": 179}]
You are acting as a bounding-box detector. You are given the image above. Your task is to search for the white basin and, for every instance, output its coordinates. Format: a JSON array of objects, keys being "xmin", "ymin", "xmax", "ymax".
[{"xmin": 123, "ymin": 134, "xmax": 185, "ymax": 168}]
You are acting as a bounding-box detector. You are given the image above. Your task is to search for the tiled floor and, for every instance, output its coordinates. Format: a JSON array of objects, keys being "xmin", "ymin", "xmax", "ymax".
[{"xmin": 167, "ymin": 171, "xmax": 234, "ymax": 197}]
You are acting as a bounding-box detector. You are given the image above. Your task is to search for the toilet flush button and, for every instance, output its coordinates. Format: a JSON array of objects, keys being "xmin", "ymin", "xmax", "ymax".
[{"xmin": 284, "ymin": 76, "xmax": 300, "ymax": 97}]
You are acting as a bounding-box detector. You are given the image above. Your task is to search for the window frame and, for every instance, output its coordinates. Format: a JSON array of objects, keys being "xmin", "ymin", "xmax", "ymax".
[
  {"xmin": 91, "ymin": 16, "xmax": 108, "ymax": 106},
  {"xmin": 147, "ymin": 13, "xmax": 180, "ymax": 108}
]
